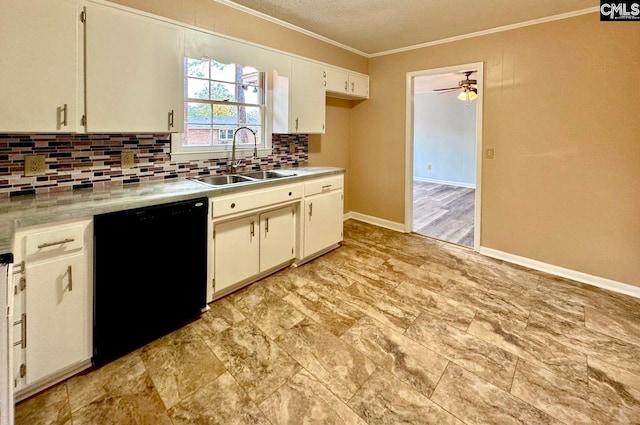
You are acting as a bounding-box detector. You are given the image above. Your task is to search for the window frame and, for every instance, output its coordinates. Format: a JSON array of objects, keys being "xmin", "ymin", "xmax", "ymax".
[{"xmin": 171, "ymin": 57, "xmax": 273, "ymax": 161}]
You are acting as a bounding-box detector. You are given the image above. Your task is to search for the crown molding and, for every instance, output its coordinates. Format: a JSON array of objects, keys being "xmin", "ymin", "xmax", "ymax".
[
  {"xmin": 370, "ymin": 7, "xmax": 600, "ymax": 57},
  {"xmin": 214, "ymin": 0, "xmax": 370, "ymax": 58},
  {"xmin": 212, "ymin": 4, "xmax": 599, "ymax": 59}
]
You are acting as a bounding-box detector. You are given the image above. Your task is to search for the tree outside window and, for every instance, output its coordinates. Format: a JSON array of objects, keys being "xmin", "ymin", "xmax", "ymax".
[{"xmin": 183, "ymin": 58, "xmax": 263, "ymax": 148}]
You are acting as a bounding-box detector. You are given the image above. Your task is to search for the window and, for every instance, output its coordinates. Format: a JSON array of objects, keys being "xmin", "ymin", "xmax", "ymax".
[
  {"xmin": 173, "ymin": 57, "xmax": 268, "ymax": 158},
  {"xmin": 218, "ymin": 128, "xmax": 234, "ymax": 142}
]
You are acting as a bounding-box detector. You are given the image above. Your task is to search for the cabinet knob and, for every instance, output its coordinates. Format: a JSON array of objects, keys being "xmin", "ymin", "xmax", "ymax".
[{"xmin": 230, "ymin": 203, "xmax": 236, "ymax": 209}]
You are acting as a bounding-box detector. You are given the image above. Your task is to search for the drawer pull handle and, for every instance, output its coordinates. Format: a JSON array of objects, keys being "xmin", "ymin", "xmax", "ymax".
[
  {"xmin": 265, "ymin": 217, "xmax": 269, "ymax": 234},
  {"xmin": 37, "ymin": 238, "xmax": 75, "ymax": 249},
  {"xmin": 309, "ymin": 202, "xmax": 313, "ymax": 218},
  {"xmin": 250, "ymin": 221, "xmax": 255, "ymax": 237},
  {"xmin": 67, "ymin": 265, "xmax": 73, "ymax": 292},
  {"xmin": 322, "ymin": 184, "xmax": 332, "ymax": 190}
]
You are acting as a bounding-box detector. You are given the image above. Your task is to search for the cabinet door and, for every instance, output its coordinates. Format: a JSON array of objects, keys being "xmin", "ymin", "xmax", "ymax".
[
  {"xmin": 214, "ymin": 215, "xmax": 260, "ymax": 292},
  {"xmin": 290, "ymin": 59, "xmax": 325, "ymax": 134},
  {"xmin": 0, "ymin": 0, "xmax": 80, "ymax": 132},
  {"xmin": 325, "ymin": 68, "xmax": 349, "ymax": 94},
  {"xmin": 26, "ymin": 253, "xmax": 90, "ymax": 384},
  {"xmin": 303, "ymin": 190, "xmax": 343, "ymax": 258},
  {"xmin": 349, "ymin": 74, "xmax": 369, "ymax": 98},
  {"xmin": 260, "ymin": 206, "xmax": 295, "ymax": 272},
  {"xmin": 85, "ymin": 4, "xmax": 183, "ymax": 133}
]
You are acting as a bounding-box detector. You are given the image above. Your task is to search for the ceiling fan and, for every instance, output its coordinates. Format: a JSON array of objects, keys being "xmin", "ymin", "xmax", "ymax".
[{"xmin": 433, "ymin": 71, "xmax": 478, "ymax": 101}]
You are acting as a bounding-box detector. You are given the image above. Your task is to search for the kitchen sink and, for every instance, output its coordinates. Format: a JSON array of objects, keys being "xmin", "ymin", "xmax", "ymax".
[
  {"xmin": 193, "ymin": 170, "xmax": 297, "ymax": 187},
  {"xmin": 241, "ymin": 170, "xmax": 297, "ymax": 180},
  {"xmin": 196, "ymin": 174, "xmax": 254, "ymax": 186}
]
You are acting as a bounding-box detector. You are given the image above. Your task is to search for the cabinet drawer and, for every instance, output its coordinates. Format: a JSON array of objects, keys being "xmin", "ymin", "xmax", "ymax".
[
  {"xmin": 211, "ymin": 183, "xmax": 302, "ymax": 218},
  {"xmin": 304, "ymin": 175, "xmax": 343, "ymax": 196},
  {"xmin": 24, "ymin": 221, "xmax": 90, "ymax": 258}
]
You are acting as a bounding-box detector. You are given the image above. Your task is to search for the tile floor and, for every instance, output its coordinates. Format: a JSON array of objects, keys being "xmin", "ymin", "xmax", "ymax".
[{"xmin": 15, "ymin": 219, "xmax": 640, "ymax": 425}]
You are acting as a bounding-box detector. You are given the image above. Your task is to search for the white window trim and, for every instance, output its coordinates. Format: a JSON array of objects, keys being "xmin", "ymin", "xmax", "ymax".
[{"xmin": 171, "ymin": 62, "xmax": 275, "ymax": 161}]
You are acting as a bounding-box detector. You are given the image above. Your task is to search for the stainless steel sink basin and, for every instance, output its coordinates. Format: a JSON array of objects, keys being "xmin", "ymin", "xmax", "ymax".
[
  {"xmin": 193, "ymin": 170, "xmax": 297, "ymax": 187},
  {"xmin": 241, "ymin": 170, "xmax": 296, "ymax": 180},
  {"xmin": 196, "ymin": 174, "xmax": 254, "ymax": 186}
]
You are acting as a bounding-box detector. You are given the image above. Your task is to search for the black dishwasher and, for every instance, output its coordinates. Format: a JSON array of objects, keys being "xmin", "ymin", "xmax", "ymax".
[{"xmin": 93, "ymin": 197, "xmax": 208, "ymax": 366}]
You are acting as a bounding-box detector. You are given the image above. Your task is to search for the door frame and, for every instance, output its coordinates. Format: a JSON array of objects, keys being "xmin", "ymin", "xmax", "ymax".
[{"xmin": 404, "ymin": 62, "xmax": 484, "ymax": 251}]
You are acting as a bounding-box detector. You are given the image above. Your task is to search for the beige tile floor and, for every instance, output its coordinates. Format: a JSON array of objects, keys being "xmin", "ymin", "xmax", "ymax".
[{"xmin": 16, "ymin": 220, "xmax": 640, "ymax": 425}]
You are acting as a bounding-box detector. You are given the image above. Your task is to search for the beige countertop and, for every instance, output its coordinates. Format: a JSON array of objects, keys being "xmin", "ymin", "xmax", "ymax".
[{"xmin": 0, "ymin": 166, "xmax": 345, "ymax": 257}]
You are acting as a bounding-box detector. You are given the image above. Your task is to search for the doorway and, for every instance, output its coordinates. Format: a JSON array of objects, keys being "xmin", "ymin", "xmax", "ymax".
[{"xmin": 404, "ymin": 63, "xmax": 483, "ymax": 251}]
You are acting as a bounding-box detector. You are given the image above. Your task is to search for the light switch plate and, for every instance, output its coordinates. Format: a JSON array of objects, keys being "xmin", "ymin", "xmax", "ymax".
[
  {"xmin": 24, "ymin": 154, "xmax": 46, "ymax": 176},
  {"xmin": 121, "ymin": 151, "xmax": 135, "ymax": 168},
  {"xmin": 485, "ymin": 148, "xmax": 495, "ymax": 160}
]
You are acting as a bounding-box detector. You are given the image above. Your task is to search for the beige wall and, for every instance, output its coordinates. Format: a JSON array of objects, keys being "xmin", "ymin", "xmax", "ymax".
[
  {"xmin": 308, "ymin": 98, "xmax": 353, "ymax": 212},
  {"xmin": 108, "ymin": 0, "xmax": 367, "ymax": 73},
  {"xmin": 102, "ymin": 2, "xmax": 640, "ymax": 286},
  {"xmin": 350, "ymin": 13, "xmax": 640, "ymax": 286}
]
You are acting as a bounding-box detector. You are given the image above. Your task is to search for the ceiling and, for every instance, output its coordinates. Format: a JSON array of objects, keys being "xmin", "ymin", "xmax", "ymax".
[{"xmin": 222, "ymin": 0, "xmax": 597, "ymax": 56}]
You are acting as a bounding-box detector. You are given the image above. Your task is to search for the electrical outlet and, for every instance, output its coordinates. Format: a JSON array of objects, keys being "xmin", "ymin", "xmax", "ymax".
[
  {"xmin": 427, "ymin": 164, "xmax": 432, "ymax": 171},
  {"xmin": 121, "ymin": 151, "xmax": 135, "ymax": 169},
  {"xmin": 289, "ymin": 142, "xmax": 296, "ymax": 154},
  {"xmin": 24, "ymin": 154, "xmax": 46, "ymax": 176},
  {"xmin": 485, "ymin": 148, "xmax": 495, "ymax": 160}
]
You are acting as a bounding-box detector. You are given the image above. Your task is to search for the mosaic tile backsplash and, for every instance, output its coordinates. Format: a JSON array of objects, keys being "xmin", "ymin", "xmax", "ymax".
[{"xmin": 0, "ymin": 133, "xmax": 308, "ymax": 198}]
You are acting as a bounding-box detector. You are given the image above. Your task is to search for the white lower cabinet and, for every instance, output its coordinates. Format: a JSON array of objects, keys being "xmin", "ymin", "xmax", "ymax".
[
  {"xmin": 303, "ymin": 190, "xmax": 344, "ymax": 259},
  {"xmin": 300, "ymin": 174, "xmax": 344, "ymax": 260},
  {"xmin": 207, "ymin": 173, "xmax": 343, "ymax": 300},
  {"xmin": 259, "ymin": 207, "xmax": 296, "ymax": 272},
  {"xmin": 213, "ymin": 205, "xmax": 295, "ymax": 295},
  {"xmin": 25, "ymin": 254, "xmax": 88, "ymax": 384},
  {"xmin": 12, "ymin": 219, "xmax": 92, "ymax": 399},
  {"xmin": 213, "ymin": 214, "xmax": 260, "ymax": 294}
]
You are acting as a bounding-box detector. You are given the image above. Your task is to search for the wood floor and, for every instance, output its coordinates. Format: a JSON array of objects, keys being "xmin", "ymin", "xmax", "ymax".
[{"xmin": 413, "ymin": 180, "xmax": 475, "ymax": 247}]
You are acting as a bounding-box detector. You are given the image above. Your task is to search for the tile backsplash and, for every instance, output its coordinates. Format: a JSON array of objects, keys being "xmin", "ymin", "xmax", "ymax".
[{"xmin": 0, "ymin": 133, "xmax": 308, "ymax": 198}]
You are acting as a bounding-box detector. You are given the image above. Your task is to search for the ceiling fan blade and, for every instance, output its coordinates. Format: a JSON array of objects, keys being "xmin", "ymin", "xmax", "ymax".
[{"xmin": 433, "ymin": 87, "xmax": 460, "ymax": 92}]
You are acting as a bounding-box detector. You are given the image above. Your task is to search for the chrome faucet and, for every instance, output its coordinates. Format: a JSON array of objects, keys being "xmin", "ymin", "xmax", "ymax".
[{"xmin": 229, "ymin": 126, "xmax": 257, "ymax": 173}]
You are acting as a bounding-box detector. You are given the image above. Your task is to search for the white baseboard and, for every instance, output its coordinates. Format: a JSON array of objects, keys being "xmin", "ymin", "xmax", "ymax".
[
  {"xmin": 343, "ymin": 213, "xmax": 640, "ymax": 299},
  {"xmin": 480, "ymin": 247, "xmax": 640, "ymax": 299},
  {"xmin": 344, "ymin": 211, "xmax": 406, "ymax": 232},
  {"xmin": 414, "ymin": 176, "xmax": 476, "ymax": 189}
]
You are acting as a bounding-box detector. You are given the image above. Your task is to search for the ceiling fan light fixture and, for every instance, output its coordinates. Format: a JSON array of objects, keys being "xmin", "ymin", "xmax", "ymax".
[{"xmin": 457, "ymin": 88, "xmax": 478, "ymax": 102}]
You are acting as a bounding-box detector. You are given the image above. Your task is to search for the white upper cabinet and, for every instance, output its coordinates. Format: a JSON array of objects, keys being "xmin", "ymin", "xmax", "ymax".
[
  {"xmin": 325, "ymin": 68, "xmax": 350, "ymax": 94},
  {"xmin": 274, "ymin": 58, "xmax": 325, "ymax": 134},
  {"xmin": 84, "ymin": 3, "xmax": 183, "ymax": 133},
  {"xmin": 324, "ymin": 66, "xmax": 369, "ymax": 99},
  {"xmin": 0, "ymin": 0, "xmax": 82, "ymax": 132}
]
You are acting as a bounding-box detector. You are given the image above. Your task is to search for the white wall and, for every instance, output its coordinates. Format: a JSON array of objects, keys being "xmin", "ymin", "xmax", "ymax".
[{"xmin": 413, "ymin": 92, "xmax": 477, "ymax": 186}]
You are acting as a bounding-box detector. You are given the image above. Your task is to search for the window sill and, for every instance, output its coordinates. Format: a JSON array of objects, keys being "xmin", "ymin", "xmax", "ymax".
[{"xmin": 170, "ymin": 148, "xmax": 273, "ymax": 162}]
